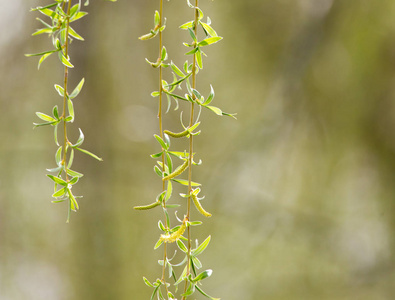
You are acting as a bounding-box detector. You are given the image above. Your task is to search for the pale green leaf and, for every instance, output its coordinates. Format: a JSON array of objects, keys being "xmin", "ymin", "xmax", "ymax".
[
  {"xmin": 205, "ymin": 105, "xmax": 222, "ymax": 116},
  {"xmin": 36, "ymin": 112, "xmax": 56, "ymax": 122},
  {"xmin": 75, "ymin": 147, "xmax": 103, "ymax": 161},
  {"xmin": 198, "ymin": 37, "xmax": 223, "ymax": 47},
  {"xmin": 47, "ymin": 174, "xmax": 67, "ymax": 186},
  {"xmin": 200, "ymin": 22, "xmax": 218, "ymax": 37},
  {"xmin": 171, "ymin": 179, "xmax": 201, "ymax": 187},
  {"xmin": 69, "ymin": 78, "xmax": 85, "ymax": 99},
  {"xmin": 52, "ymin": 187, "xmax": 66, "ymax": 198},
  {"xmin": 192, "ymin": 235, "xmax": 211, "ymax": 256},
  {"xmin": 67, "ymin": 99, "xmax": 74, "ymax": 121}
]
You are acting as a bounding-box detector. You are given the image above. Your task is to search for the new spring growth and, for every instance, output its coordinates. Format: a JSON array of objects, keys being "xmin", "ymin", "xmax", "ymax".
[
  {"xmin": 27, "ymin": 0, "xmax": 109, "ymax": 222},
  {"xmin": 180, "ymin": 188, "xmax": 212, "ymax": 218},
  {"xmin": 162, "ymin": 159, "xmax": 189, "ymax": 181},
  {"xmin": 134, "ymin": 1, "xmax": 234, "ymax": 298},
  {"xmin": 160, "ymin": 217, "xmax": 187, "ymax": 243},
  {"xmin": 192, "ymin": 188, "xmax": 212, "ymax": 217},
  {"xmin": 164, "ymin": 121, "xmax": 201, "ymax": 138},
  {"xmin": 134, "ymin": 201, "xmax": 161, "ymax": 211},
  {"xmin": 138, "ymin": 10, "xmax": 166, "ymax": 41}
]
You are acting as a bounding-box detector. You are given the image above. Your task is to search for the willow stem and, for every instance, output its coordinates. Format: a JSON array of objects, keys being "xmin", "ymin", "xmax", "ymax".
[
  {"xmin": 61, "ymin": 0, "xmax": 72, "ymax": 182},
  {"xmin": 158, "ymin": 0, "xmax": 169, "ymax": 295},
  {"xmin": 182, "ymin": 1, "xmax": 199, "ymax": 298}
]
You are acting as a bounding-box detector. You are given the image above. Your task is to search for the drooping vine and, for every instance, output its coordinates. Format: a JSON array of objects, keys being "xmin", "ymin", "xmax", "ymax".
[
  {"xmin": 135, "ymin": 1, "xmax": 235, "ymax": 299},
  {"xmin": 26, "ymin": 0, "xmax": 116, "ymax": 222}
]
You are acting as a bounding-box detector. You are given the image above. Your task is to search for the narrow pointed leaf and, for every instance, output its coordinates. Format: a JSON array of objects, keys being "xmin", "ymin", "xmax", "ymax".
[
  {"xmin": 66, "ymin": 168, "xmax": 84, "ymax": 178},
  {"xmin": 36, "ymin": 112, "xmax": 56, "ymax": 122},
  {"xmin": 52, "ymin": 188, "xmax": 66, "ymax": 198},
  {"xmin": 69, "ymin": 78, "xmax": 85, "ymax": 99},
  {"xmin": 205, "ymin": 105, "xmax": 222, "ymax": 116},
  {"xmin": 192, "ymin": 235, "xmax": 211, "ymax": 256},
  {"xmin": 195, "ymin": 285, "xmax": 220, "ymax": 300},
  {"xmin": 68, "ymin": 189, "xmax": 79, "ymax": 211},
  {"xmin": 154, "ymin": 10, "xmax": 160, "ymax": 26},
  {"xmin": 154, "ymin": 134, "xmax": 168, "ymax": 150},
  {"xmin": 67, "ymin": 99, "xmax": 74, "ymax": 121},
  {"xmin": 55, "ymin": 146, "xmax": 62, "ymax": 165},
  {"xmin": 71, "ymin": 128, "xmax": 84, "ymax": 148},
  {"xmin": 75, "ymin": 147, "xmax": 103, "ymax": 161},
  {"xmin": 32, "ymin": 28, "xmax": 52, "ymax": 36},
  {"xmin": 47, "ymin": 174, "xmax": 67, "ymax": 186},
  {"xmin": 199, "ymin": 21, "xmax": 218, "ymax": 37},
  {"xmin": 68, "ymin": 148, "xmax": 74, "ymax": 168},
  {"xmin": 198, "ymin": 36, "xmax": 223, "ymax": 47},
  {"xmin": 171, "ymin": 179, "xmax": 201, "ymax": 186},
  {"xmin": 59, "ymin": 52, "xmax": 74, "ymax": 68},
  {"xmin": 143, "ymin": 277, "xmax": 154, "ymax": 288},
  {"xmin": 38, "ymin": 52, "xmax": 53, "ymax": 69}
]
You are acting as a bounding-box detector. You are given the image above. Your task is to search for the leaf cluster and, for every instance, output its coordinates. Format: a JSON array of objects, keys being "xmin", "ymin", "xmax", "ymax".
[
  {"xmin": 134, "ymin": 1, "xmax": 235, "ymax": 299},
  {"xmin": 27, "ymin": 0, "xmax": 111, "ymax": 222}
]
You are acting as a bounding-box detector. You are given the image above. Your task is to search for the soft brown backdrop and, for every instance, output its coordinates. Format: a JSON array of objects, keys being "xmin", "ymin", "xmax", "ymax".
[{"xmin": 1, "ymin": 0, "xmax": 395, "ymax": 299}]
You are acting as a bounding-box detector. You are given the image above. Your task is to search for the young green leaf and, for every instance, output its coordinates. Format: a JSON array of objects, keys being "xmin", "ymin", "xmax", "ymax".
[
  {"xmin": 52, "ymin": 105, "xmax": 59, "ymax": 119},
  {"xmin": 55, "ymin": 146, "xmax": 62, "ymax": 166},
  {"xmin": 151, "ymin": 91, "xmax": 160, "ymax": 97},
  {"xmin": 54, "ymin": 84, "xmax": 65, "ymax": 97},
  {"xmin": 68, "ymin": 99, "xmax": 74, "ymax": 121},
  {"xmin": 66, "ymin": 168, "xmax": 83, "ymax": 178},
  {"xmin": 191, "ymin": 269, "xmax": 212, "ymax": 283},
  {"xmin": 68, "ymin": 189, "xmax": 79, "ymax": 211},
  {"xmin": 199, "ymin": 21, "xmax": 218, "ymax": 37},
  {"xmin": 69, "ymin": 11, "xmax": 88, "ymax": 22},
  {"xmin": 192, "ymin": 235, "xmax": 211, "ymax": 256},
  {"xmin": 52, "ymin": 187, "xmax": 66, "ymax": 198},
  {"xmin": 205, "ymin": 105, "xmax": 222, "ymax": 116},
  {"xmin": 195, "ymin": 285, "xmax": 220, "ymax": 300},
  {"xmin": 154, "ymin": 134, "xmax": 168, "ymax": 150},
  {"xmin": 32, "ymin": 28, "xmax": 52, "ymax": 36},
  {"xmin": 143, "ymin": 277, "xmax": 154, "ymax": 288},
  {"xmin": 68, "ymin": 148, "xmax": 74, "ymax": 168},
  {"xmin": 154, "ymin": 165, "xmax": 163, "ymax": 177},
  {"xmin": 165, "ymin": 180, "xmax": 172, "ymax": 201},
  {"xmin": 154, "ymin": 10, "xmax": 160, "ymax": 26},
  {"xmin": 36, "ymin": 112, "xmax": 56, "ymax": 122},
  {"xmin": 198, "ymin": 36, "xmax": 223, "ymax": 47},
  {"xmin": 176, "ymin": 239, "xmax": 188, "ymax": 253},
  {"xmin": 59, "ymin": 52, "xmax": 74, "ymax": 68},
  {"xmin": 196, "ymin": 49, "xmax": 203, "ymax": 69},
  {"xmin": 154, "ymin": 239, "xmax": 163, "ymax": 250},
  {"xmin": 170, "ymin": 61, "xmax": 185, "ymax": 77},
  {"xmin": 180, "ymin": 20, "xmax": 194, "ymax": 30},
  {"xmin": 150, "ymin": 151, "xmax": 163, "ymax": 158},
  {"xmin": 38, "ymin": 52, "xmax": 54, "ymax": 69},
  {"xmin": 161, "ymin": 46, "xmax": 168, "ymax": 61},
  {"xmin": 69, "ymin": 176, "xmax": 79, "ymax": 185},
  {"xmin": 204, "ymin": 85, "xmax": 215, "ymax": 105},
  {"xmin": 75, "ymin": 147, "xmax": 103, "ymax": 161},
  {"xmin": 188, "ymin": 27, "xmax": 197, "ymax": 42},
  {"xmin": 47, "ymin": 174, "xmax": 67, "ymax": 186},
  {"xmin": 69, "ymin": 78, "xmax": 85, "ymax": 99},
  {"xmin": 171, "ymin": 178, "xmax": 201, "ymax": 187},
  {"xmin": 71, "ymin": 128, "xmax": 85, "ymax": 148},
  {"xmin": 25, "ymin": 49, "xmax": 57, "ymax": 57}
]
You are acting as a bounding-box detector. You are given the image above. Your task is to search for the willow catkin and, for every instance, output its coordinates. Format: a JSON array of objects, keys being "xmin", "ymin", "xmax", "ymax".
[
  {"xmin": 162, "ymin": 159, "xmax": 189, "ymax": 181},
  {"xmin": 192, "ymin": 194, "xmax": 212, "ymax": 217},
  {"xmin": 160, "ymin": 218, "xmax": 187, "ymax": 243}
]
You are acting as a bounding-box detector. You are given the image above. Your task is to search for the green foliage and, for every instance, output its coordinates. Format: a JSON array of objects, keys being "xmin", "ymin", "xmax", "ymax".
[
  {"xmin": 26, "ymin": 0, "xmax": 113, "ymax": 222},
  {"xmin": 134, "ymin": 0, "xmax": 235, "ymax": 299}
]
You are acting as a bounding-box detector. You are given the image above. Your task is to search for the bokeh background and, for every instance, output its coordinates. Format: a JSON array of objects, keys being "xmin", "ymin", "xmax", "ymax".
[{"xmin": 1, "ymin": 0, "xmax": 395, "ymax": 299}]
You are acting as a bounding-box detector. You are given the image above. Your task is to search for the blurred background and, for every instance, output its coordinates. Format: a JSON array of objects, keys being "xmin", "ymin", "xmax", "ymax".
[{"xmin": 1, "ymin": 0, "xmax": 395, "ymax": 299}]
